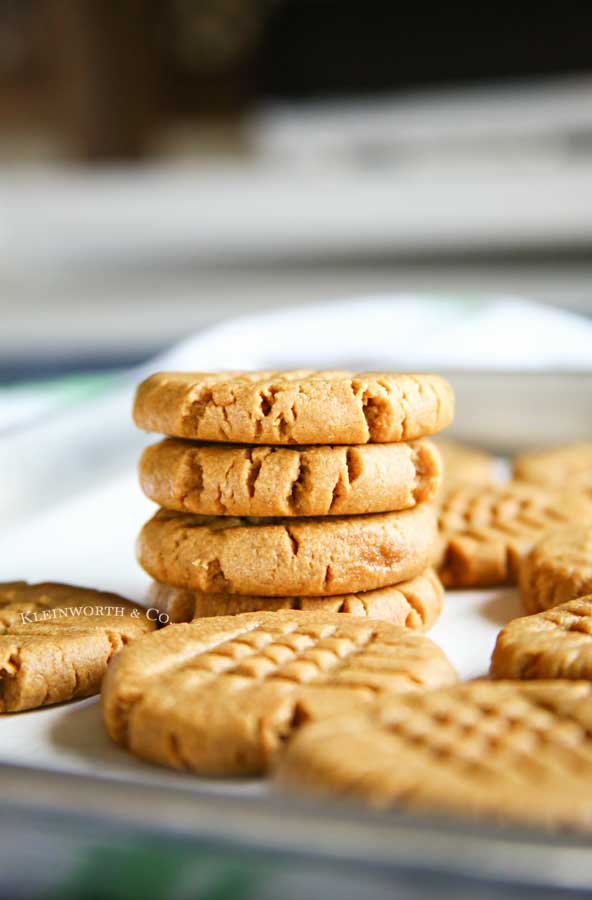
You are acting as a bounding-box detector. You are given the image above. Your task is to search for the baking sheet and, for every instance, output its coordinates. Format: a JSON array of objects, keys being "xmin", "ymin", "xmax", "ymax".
[{"xmin": 0, "ymin": 465, "xmax": 522, "ymax": 789}]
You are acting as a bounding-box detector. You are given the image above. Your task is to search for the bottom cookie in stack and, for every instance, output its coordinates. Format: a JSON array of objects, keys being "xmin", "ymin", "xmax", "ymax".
[{"xmin": 148, "ymin": 567, "xmax": 444, "ymax": 631}]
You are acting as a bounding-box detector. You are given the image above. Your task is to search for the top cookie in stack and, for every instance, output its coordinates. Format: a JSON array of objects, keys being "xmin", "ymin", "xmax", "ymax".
[
  {"xmin": 133, "ymin": 370, "xmax": 454, "ymax": 629},
  {"xmin": 133, "ymin": 370, "xmax": 453, "ymax": 445}
]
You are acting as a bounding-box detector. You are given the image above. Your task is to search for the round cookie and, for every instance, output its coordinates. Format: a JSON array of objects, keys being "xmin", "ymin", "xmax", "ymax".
[
  {"xmin": 513, "ymin": 444, "xmax": 592, "ymax": 525},
  {"xmin": 138, "ymin": 504, "xmax": 438, "ymax": 597},
  {"xmin": 148, "ymin": 568, "xmax": 444, "ymax": 631},
  {"xmin": 133, "ymin": 370, "xmax": 454, "ymax": 445},
  {"xmin": 102, "ymin": 610, "xmax": 456, "ymax": 776},
  {"xmin": 0, "ymin": 581, "xmax": 155, "ymax": 713},
  {"xmin": 519, "ymin": 525, "xmax": 592, "ymax": 613},
  {"xmin": 139, "ymin": 438, "xmax": 442, "ymax": 517},
  {"xmin": 513, "ymin": 442, "xmax": 592, "ymax": 488},
  {"xmin": 275, "ymin": 680, "xmax": 592, "ymax": 829},
  {"xmin": 435, "ymin": 439, "xmax": 497, "ymax": 489},
  {"xmin": 435, "ymin": 482, "xmax": 589, "ymax": 588},
  {"xmin": 491, "ymin": 596, "xmax": 592, "ymax": 680}
]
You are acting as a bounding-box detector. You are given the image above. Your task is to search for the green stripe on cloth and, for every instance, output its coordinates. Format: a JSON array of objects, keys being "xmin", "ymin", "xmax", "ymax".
[
  {"xmin": 0, "ymin": 373, "xmax": 119, "ymax": 434},
  {"xmin": 49, "ymin": 843, "xmax": 266, "ymax": 900}
]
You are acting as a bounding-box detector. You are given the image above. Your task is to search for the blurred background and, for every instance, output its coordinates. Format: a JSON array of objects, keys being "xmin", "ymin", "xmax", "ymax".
[{"xmin": 1, "ymin": 1, "xmax": 592, "ymax": 382}]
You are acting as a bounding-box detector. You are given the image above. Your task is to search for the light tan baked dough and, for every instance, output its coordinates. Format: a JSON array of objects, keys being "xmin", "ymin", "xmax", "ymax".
[
  {"xmin": 513, "ymin": 442, "xmax": 592, "ymax": 488},
  {"xmin": 0, "ymin": 581, "xmax": 154, "ymax": 713},
  {"xmin": 519, "ymin": 525, "xmax": 592, "ymax": 613},
  {"xmin": 102, "ymin": 610, "xmax": 456, "ymax": 775},
  {"xmin": 138, "ymin": 504, "xmax": 438, "ymax": 597},
  {"xmin": 148, "ymin": 568, "xmax": 444, "ymax": 631},
  {"xmin": 435, "ymin": 439, "xmax": 497, "ymax": 489},
  {"xmin": 275, "ymin": 679, "xmax": 592, "ymax": 829},
  {"xmin": 436, "ymin": 482, "xmax": 590, "ymax": 588},
  {"xmin": 139, "ymin": 438, "xmax": 442, "ymax": 517},
  {"xmin": 133, "ymin": 370, "xmax": 454, "ymax": 445},
  {"xmin": 491, "ymin": 596, "xmax": 592, "ymax": 680}
]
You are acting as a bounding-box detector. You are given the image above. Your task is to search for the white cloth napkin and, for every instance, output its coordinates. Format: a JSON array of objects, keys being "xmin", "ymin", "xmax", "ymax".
[{"xmin": 154, "ymin": 294, "xmax": 592, "ymax": 371}]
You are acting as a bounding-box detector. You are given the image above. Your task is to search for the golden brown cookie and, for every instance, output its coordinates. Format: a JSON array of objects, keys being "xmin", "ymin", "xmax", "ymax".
[
  {"xmin": 519, "ymin": 525, "xmax": 592, "ymax": 613},
  {"xmin": 102, "ymin": 610, "xmax": 456, "ymax": 776},
  {"xmin": 148, "ymin": 568, "xmax": 444, "ymax": 631},
  {"xmin": 491, "ymin": 597, "xmax": 592, "ymax": 680},
  {"xmin": 435, "ymin": 439, "xmax": 497, "ymax": 489},
  {"xmin": 139, "ymin": 438, "xmax": 442, "ymax": 517},
  {"xmin": 275, "ymin": 680, "xmax": 592, "ymax": 829},
  {"xmin": 0, "ymin": 581, "xmax": 155, "ymax": 713},
  {"xmin": 435, "ymin": 482, "xmax": 588, "ymax": 588},
  {"xmin": 133, "ymin": 370, "xmax": 454, "ymax": 445},
  {"xmin": 138, "ymin": 504, "xmax": 438, "ymax": 597},
  {"xmin": 513, "ymin": 442, "xmax": 592, "ymax": 488}
]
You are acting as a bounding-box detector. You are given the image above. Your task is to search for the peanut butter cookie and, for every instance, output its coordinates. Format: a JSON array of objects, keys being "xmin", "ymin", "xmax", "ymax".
[
  {"xmin": 148, "ymin": 568, "xmax": 444, "ymax": 631},
  {"xmin": 513, "ymin": 442, "xmax": 592, "ymax": 488},
  {"xmin": 0, "ymin": 581, "xmax": 154, "ymax": 713},
  {"xmin": 133, "ymin": 370, "xmax": 454, "ymax": 445},
  {"xmin": 102, "ymin": 610, "xmax": 456, "ymax": 775},
  {"xmin": 519, "ymin": 525, "xmax": 592, "ymax": 613},
  {"xmin": 139, "ymin": 438, "xmax": 441, "ymax": 517},
  {"xmin": 276, "ymin": 680, "xmax": 592, "ymax": 828},
  {"xmin": 436, "ymin": 482, "xmax": 587, "ymax": 588},
  {"xmin": 138, "ymin": 504, "xmax": 438, "ymax": 596},
  {"xmin": 491, "ymin": 597, "xmax": 592, "ymax": 680},
  {"xmin": 435, "ymin": 439, "xmax": 497, "ymax": 488}
]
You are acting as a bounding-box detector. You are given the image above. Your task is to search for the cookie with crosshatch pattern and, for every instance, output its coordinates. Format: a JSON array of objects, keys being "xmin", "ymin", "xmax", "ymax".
[
  {"xmin": 0, "ymin": 581, "xmax": 154, "ymax": 712},
  {"xmin": 435, "ymin": 481, "xmax": 591, "ymax": 588},
  {"xmin": 275, "ymin": 679, "xmax": 592, "ymax": 828},
  {"xmin": 101, "ymin": 610, "xmax": 456, "ymax": 775}
]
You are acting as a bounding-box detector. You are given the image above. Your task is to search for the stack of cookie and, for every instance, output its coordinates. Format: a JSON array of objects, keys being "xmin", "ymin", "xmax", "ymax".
[{"xmin": 132, "ymin": 370, "xmax": 454, "ymax": 630}]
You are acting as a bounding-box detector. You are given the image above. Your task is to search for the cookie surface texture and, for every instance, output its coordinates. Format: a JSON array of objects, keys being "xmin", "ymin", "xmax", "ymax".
[
  {"xmin": 491, "ymin": 596, "xmax": 592, "ymax": 680},
  {"xmin": 138, "ymin": 504, "xmax": 438, "ymax": 596},
  {"xmin": 0, "ymin": 581, "xmax": 154, "ymax": 713},
  {"xmin": 102, "ymin": 610, "xmax": 456, "ymax": 775},
  {"xmin": 148, "ymin": 568, "xmax": 444, "ymax": 631},
  {"xmin": 139, "ymin": 438, "xmax": 442, "ymax": 517},
  {"xmin": 133, "ymin": 370, "xmax": 454, "ymax": 445},
  {"xmin": 436, "ymin": 482, "xmax": 587, "ymax": 588},
  {"xmin": 275, "ymin": 679, "xmax": 592, "ymax": 828},
  {"xmin": 519, "ymin": 525, "xmax": 592, "ymax": 613}
]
